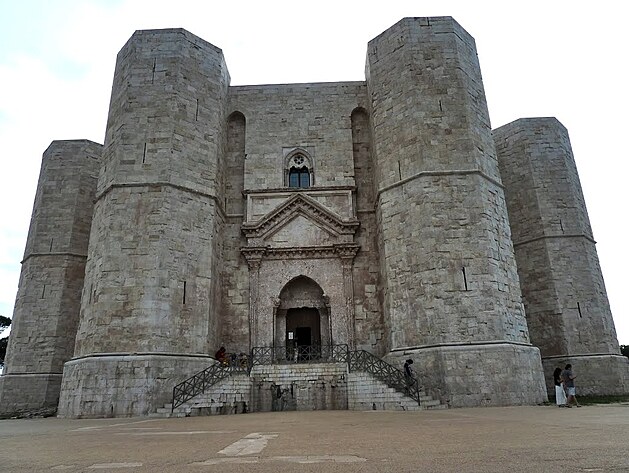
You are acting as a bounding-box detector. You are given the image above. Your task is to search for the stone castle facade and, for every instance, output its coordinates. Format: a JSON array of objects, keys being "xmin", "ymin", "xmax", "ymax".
[{"xmin": 1, "ymin": 17, "xmax": 627, "ymax": 417}]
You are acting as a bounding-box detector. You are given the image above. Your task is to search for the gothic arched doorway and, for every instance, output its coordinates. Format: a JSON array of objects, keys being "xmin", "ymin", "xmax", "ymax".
[{"xmin": 274, "ymin": 276, "xmax": 330, "ymax": 351}]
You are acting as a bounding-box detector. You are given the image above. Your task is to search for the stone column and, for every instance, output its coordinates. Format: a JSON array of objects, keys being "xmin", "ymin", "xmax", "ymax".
[
  {"xmin": 243, "ymin": 248, "xmax": 266, "ymax": 350},
  {"xmin": 272, "ymin": 298, "xmax": 282, "ymax": 348},
  {"xmin": 336, "ymin": 245, "xmax": 359, "ymax": 349}
]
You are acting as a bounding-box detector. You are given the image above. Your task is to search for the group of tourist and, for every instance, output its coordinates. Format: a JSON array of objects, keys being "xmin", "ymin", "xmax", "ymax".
[
  {"xmin": 553, "ymin": 364, "xmax": 581, "ymax": 407},
  {"xmin": 215, "ymin": 346, "xmax": 248, "ymax": 368}
]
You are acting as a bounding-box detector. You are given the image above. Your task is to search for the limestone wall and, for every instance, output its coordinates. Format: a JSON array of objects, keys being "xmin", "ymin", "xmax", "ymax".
[
  {"xmin": 367, "ymin": 17, "xmax": 529, "ymax": 349},
  {"xmin": 494, "ymin": 117, "xmax": 629, "ymax": 395},
  {"xmin": 0, "ymin": 140, "xmax": 101, "ymax": 415},
  {"xmin": 250, "ymin": 364, "xmax": 348, "ymax": 412},
  {"xmin": 58, "ymin": 29, "xmax": 230, "ymax": 417},
  {"xmin": 386, "ymin": 343, "xmax": 547, "ymax": 407},
  {"xmin": 58, "ymin": 354, "xmax": 213, "ymax": 417},
  {"xmin": 223, "ymin": 82, "xmax": 381, "ymax": 352},
  {"xmin": 351, "ymin": 108, "xmax": 384, "ymax": 353},
  {"xmin": 220, "ymin": 112, "xmax": 249, "ymax": 351},
  {"xmin": 228, "ymin": 82, "xmax": 367, "ymax": 190},
  {"xmin": 366, "ymin": 17, "xmax": 545, "ymax": 405},
  {"xmin": 542, "ymin": 355, "xmax": 629, "ymax": 396}
]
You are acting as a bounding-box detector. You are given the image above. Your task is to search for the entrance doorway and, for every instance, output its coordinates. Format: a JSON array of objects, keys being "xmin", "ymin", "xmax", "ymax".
[
  {"xmin": 286, "ymin": 308, "xmax": 321, "ymax": 348},
  {"xmin": 275, "ymin": 276, "xmax": 330, "ymax": 351}
]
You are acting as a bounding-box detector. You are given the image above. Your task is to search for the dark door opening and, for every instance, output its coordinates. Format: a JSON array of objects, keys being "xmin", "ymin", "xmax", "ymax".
[
  {"xmin": 286, "ymin": 308, "xmax": 321, "ymax": 361},
  {"xmin": 286, "ymin": 308, "xmax": 320, "ymax": 346},
  {"xmin": 295, "ymin": 326, "xmax": 312, "ymax": 347}
]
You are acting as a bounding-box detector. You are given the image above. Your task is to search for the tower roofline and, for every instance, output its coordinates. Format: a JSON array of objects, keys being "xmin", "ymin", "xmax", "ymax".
[{"xmin": 117, "ymin": 27, "xmax": 224, "ymax": 59}]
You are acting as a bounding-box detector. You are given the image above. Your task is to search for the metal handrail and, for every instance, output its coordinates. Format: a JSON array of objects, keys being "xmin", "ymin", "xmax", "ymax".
[
  {"xmin": 171, "ymin": 344, "xmax": 420, "ymax": 411},
  {"xmin": 171, "ymin": 357, "xmax": 248, "ymax": 411},
  {"xmin": 251, "ymin": 344, "xmax": 420, "ymax": 405},
  {"xmin": 251, "ymin": 344, "xmax": 349, "ymax": 365},
  {"xmin": 348, "ymin": 350, "xmax": 421, "ymax": 405}
]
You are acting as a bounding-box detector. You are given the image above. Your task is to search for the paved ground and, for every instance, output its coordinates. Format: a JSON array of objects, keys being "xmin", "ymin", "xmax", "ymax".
[{"xmin": 1, "ymin": 404, "xmax": 628, "ymax": 472}]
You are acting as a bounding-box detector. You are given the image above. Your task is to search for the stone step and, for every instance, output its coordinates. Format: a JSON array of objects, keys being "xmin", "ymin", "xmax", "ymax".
[{"xmin": 156, "ymin": 361, "xmax": 446, "ymax": 415}]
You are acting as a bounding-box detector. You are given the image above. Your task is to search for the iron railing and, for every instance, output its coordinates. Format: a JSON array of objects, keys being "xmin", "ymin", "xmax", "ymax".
[
  {"xmin": 348, "ymin": 350, "xmax": 421, "ymax": 405},
  {"xmin": 171, "ymin": 345, "xmax": 420, "ymax": 410},
  {"xmin": 251, "ymin": 344, "xmax": 349, "ymax": 366},
  {"xmin": 171, "ymin": 356, "xmax": 248, "ymax": 410}
]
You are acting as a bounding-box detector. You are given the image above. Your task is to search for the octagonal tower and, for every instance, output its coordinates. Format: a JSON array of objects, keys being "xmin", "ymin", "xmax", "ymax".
[
  {"xmin": 494, "ymin": 117, "xmax": 629, "ymax": 396},
  {"xmin": 57, "ymin": 29, "xmax": 230, "ymax": 417},
  {"xmin": 366, "ymin": 17, "xmax": 547, "ymax": 406}
]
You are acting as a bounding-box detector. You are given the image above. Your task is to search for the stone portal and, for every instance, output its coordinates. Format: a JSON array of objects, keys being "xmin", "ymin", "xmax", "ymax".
[
  {"xmin": 275, "ymin": 276, "xmax": 329, "ymax": 350},
  {"xmin": 241, "ymin": 191, "xmax": 360, "ymax": 350}
]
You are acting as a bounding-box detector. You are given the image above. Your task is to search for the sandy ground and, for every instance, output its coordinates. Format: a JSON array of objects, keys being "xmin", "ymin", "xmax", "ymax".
[{"xmin": 1, "ymin": 404, "xmax": 628, "ymax": 472}]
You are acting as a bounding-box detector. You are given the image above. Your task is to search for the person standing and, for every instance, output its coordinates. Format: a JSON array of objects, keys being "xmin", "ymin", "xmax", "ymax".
[
  {"xmin": 215, "ymin": 346, "xmax": 227, "ymax": 364},
  {"xmin": 553, "ymin": 367, "xmax": 567, "ymax": 407},
  {"xmin": 403, "ymin": 359, "xmax": 415, "ymax": 392},
  {"xmin": 561, "ymin": 363, "xmax": 581, "ymax": 407}
]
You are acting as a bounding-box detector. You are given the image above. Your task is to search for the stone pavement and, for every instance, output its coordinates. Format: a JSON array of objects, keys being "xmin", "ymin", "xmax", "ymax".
[{"xmin": 1, "ymin": 404, "xmax": 628, "ymax": 472}]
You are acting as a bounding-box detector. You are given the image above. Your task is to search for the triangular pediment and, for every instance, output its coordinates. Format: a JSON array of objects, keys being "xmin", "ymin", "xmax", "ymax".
[
  {"xmin": 267, "ymin": 213, "xmax": 337, "ymax": 247},
  {"xmin": 242, "ymin": 193, "xmax": 359, "ymax": 240}
]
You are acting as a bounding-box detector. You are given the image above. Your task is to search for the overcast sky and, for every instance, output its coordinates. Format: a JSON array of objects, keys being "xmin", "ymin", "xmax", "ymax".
[{"xmin": 0, "ymin": 0, "xmax": 626, "ymax": 344}]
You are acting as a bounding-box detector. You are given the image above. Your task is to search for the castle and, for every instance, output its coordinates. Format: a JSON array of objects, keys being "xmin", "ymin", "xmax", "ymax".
[{"xmin": 1, "ymin": 17, "xmax": 627, "ymax": 417}]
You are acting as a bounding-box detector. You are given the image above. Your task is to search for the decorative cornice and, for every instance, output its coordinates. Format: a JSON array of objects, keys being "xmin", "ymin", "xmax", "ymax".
[
  {"xmin": 243, "ymin": 185, "xmax": 355, "ymax": 195},
  {"xmin": 241, "ymin": 243, "xmax": 360, "ymax": 261},
  {"xmin": 241, "ymin": 247, "xmax": 267, "ymax": 269},
  {"xmin": 334, "ymin": 244, "xmax": 360, "ymax": 259},
  {"xmin": 242, "ymin": 193, "xmax": 359, "ymax": 239}
]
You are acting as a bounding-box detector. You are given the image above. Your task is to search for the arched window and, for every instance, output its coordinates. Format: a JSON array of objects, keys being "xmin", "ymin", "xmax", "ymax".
[
  {"xmin": 289, "ymin": 166, "xmax": 310, "ymax": 188},
  {"xmin": 285, "ymin": 151, "xmax": 313, "ymax": 188}
]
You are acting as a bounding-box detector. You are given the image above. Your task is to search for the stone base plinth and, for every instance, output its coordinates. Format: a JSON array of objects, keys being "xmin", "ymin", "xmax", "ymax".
[
  {"xmin": 0, "ymin": 373, "xmax": 62, "ymax": 416},
  {"xmin": 57, "ymin": 354, "xmax": 213, "ymax": 418},
  {"xmin": 387, "ymin": 342, "xmax": 548, "ymax": 407},
  {"xmin": 250, "ymin": 363, "xmax": 349, "ymax": 412},
  {"xmin": 542, "ymin": 354, "xmax": 629, "ymax": 396}
]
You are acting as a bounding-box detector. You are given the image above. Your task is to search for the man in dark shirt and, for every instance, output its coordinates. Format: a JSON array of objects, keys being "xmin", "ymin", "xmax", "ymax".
[
  {"xmin": 561, "ymin": 363, "xmax": 581, "ymax": 407},
  {"xmin": 403, "ymin": 359, "xmax": 415, "ymax": 392}
]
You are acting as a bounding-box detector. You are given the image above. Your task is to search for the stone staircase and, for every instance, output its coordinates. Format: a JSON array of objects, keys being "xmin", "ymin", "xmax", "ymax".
[
  {"xmin": 151, "ymin": 362, "xmax": 444, "ymax": 418},
  {"xmin": 347, "ymin": 372, "xmax": 443, "ymax": 411},
  {"xmin": 151, "ymin": 373, "xmax": 251, "ymax": 418}
]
